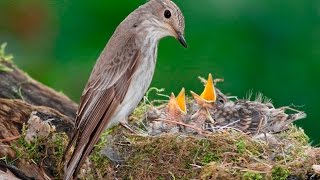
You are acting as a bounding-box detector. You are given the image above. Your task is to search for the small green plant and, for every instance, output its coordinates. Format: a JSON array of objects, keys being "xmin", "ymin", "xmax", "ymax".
[
  {"xmin": 156, "ymin": 176, "xmax": 165, "ymax": 180},
  {"xmin": 0, "ymin": 43, "xmax": 13, "ymax": 61},
  {"xmin": 271, "ymin": 166, "xmax": 290, "ymax": 180},
  {"xmin": 14, "ymin": 124, "xmax": 41, "ymax": 162},
  {"xmin": 51, "ymin": 133, "xmax": 69, "ymax": 158},
  {"xmin": 236, "ymin": 139, "xmax": 246, "ymax": 153},
  {"xmin": 243, "ymin": 172, "xmax": 264, "ymax": 180},
  {"xmin": 0, "ymin": 64, "xmax": 13, "ymax": 72},
  {"xmin": 0, "ymin": 43, "xmax": 13, "ymax": 72},
  {"xmin": 202, "ymin": 152, "xmax": 219, "ymax": 164},
  {"xmin": 11, "ymin": 123, "xmax": 69, "ymax": 179},
  {"xmin": 89, "ymin": 128, "xmax": 114, "ymax": 174}
]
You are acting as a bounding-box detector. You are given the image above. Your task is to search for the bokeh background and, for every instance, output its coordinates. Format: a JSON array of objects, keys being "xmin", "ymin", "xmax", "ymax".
[{"xmin": 0, "ymin": 0, "xmax": 319, "ymax": 144}]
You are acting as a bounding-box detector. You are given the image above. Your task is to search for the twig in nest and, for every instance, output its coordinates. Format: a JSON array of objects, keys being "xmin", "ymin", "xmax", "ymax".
[
  {"xmin": 0, "ymin": 135, "xmax": 21, "ymax": 143},
  {"xmin": 154, "ymin": 118, "xmax": 207, "ymax": 134}
]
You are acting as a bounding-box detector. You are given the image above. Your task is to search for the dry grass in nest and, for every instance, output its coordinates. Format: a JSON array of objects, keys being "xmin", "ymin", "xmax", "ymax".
[{"xmin": 86, "ymin": 123, "xmax": 319, "ymax": 180}]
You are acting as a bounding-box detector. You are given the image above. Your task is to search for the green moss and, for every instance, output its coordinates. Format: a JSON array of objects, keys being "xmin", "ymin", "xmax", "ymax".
[
  {"xmin": 0, "ymin": 43, "xmax": 13, "ymax": 62},
  {"xmin": 243, "ymin": 172, "xmax": 264, "ymax": 180},
  {"xmin": 236, "ymin": 139, "xmax": 246, "ymax": 153},
  {"xmin": 202, "ymin": 152, "xmax": 219, "ymax": 163},
  {"xmin": 87, "ymin": 124, "xmax": 319, "ymax": 179},
  {"xmin": 89, "ymin": 127, "xmax": 114, "ymax": 173},
  {"xmin": 8, "ymin": 120, "xmax": 317, "ymax": 180},
  {"xmin": 52, "ymin": 133, "xmax": 68, "ymax": 157},
  {"xmin": 0, "ymin": 64, "xmax": 13, "ymax": 72},
  {"xmin": 271, "ymin": 166, "xmax": 290, "ymax": 180},
  {"xmin": 14, "ymin": 124, "xmax": 41, "ymax": 162},
  {"xmin": 7, "ymin": 101, "xmax": 316, "ymax": 180},
  {"xmin": 11, "ymin": 123, "xmax": 69, "ymax": 179},
  {"xmin": 0, "ymin": 43, "xmax": 13, "ymax": 72}
]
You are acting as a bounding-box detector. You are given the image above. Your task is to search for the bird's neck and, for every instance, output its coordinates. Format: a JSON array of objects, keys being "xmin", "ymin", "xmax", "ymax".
[
  {"xmin": 139, "ymin": 31, "xmax": 159, "ymax": 65},
  {"xmin": 134, "ymin": 19, "xmax": 166, "ymax": 63}
]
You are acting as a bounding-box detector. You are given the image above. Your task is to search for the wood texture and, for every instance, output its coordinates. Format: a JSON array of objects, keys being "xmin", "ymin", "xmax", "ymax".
[
  {"xmin": 0, "ymin": 59, "xmax": 77, "ymax": 119},
  {"xmin": 0, "ymin": 58, "xmax": 77, "ymax": 179}
]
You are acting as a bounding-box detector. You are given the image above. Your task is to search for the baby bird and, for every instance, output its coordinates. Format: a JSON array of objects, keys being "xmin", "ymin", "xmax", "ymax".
[
  {"xmin": 147, "ymin": 88, "xmax": 187, "ymax": 134},
  {"xmin": 208, "ymin": 94, "xmax": 306, "ymax": 135},
  {"xmin": 190, "ymin": 73, "xmax": 217, "ymax": 127}
]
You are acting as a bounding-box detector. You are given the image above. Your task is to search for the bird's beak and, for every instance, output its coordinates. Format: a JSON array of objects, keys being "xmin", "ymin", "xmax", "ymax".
[
  {"xmin": 177, "ymin": 31, "xmax": 187, "ymax": 48},
  {"xmin": 167, "ymin": 88, "xmax": 187, "ymax": 115},
  {"xmin": 200, "ymin": 73, "xmax": 216, "ymax": 102},
  {"xmin": 176, "ymin": 88, "xmax": 187, "ymax": 113},
  {"xmin": 190, "ymin": 73, "xmax": 217, "ymax": 103}
]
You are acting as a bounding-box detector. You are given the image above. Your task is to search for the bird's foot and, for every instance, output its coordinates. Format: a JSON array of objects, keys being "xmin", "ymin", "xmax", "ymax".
[
  {"xmin": 120, "ymin": 121, "xmax": 138, "ymax": 134},
  {"xmin": 120, "ymin": 120, "xmax": 149, "ymax": 136}
]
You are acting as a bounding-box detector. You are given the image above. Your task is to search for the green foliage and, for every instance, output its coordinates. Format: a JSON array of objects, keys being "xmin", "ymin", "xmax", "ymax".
[
  {"xmin": 243, "ymin": 172, "xmax": 264, "ymax": 180},
  {"xmin": 14, "ymin": 124, "xmax": 41, "ymax": 162},
  {"xmin": 156, "ymin": 177, "xmax": 165, "ymax": 180},
  {"xmin": 280, "ymin": 126, "xmax": 310, "ymax": 146},
  {"xmin": 0, "ymin": 43, "xmax": 13, "ymax": 62},
  {"xmin": 0, "ymin": 43, "xmax": 13, "ymax": 72},
  {"xmin": 236, "ymin": 139, "xmax": 246, "ymax": 153},
  {"xmin": 12, "ymin": 123, "xmax": 68, "ymax": 179},
  {"xmin": 51, "ymin": 133, "xmax": 69, "ymax": 158},
  {"xmin": 0, "ymin": 64, "xmax": 12, "ymax": 72},
  {"xmin": 201, "ymin": 152, "xmax": 219, "ymax": 164},
  {"xmin": 271, "ymin": 166, "xmax": 290, "ymax": 180},
  {"xmin": 89, "ymin": 127, "xmax": 114, "ymax": 175},
  {"xmin": 85, "ymin": 123, "xmax": 318, "ymax": 179}
]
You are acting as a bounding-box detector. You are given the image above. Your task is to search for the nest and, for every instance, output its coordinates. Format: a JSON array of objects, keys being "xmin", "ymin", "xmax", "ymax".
[
  {"xmin": 78, "ymin": 80, "xmax": 318, "ymax": 180},
  {"xmin": 9, "ymin": 76, "xmax": 319, "ymax": 180},
  {"xmin": 84, "ymin": 124, "xmax": 319, "ymax": 180}
]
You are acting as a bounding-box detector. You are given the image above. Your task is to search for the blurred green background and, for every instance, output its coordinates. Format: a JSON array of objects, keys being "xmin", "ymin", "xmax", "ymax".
[{"xmin": 0, "ymin": 0, "xmax": 319, "ymax": 144}]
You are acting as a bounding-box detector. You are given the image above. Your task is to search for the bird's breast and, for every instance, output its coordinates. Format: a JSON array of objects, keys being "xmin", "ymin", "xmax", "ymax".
[
  {"xmin": 106, "ymin": 44, "xmax": 158, "ymax": 128},
  {"xmin": 124, "ymin": 44, "xmax": 158, "ymax": 107}
]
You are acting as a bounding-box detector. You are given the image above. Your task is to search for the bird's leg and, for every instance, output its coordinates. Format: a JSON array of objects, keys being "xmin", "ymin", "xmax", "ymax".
[
  {"xmin": 205, "ymin": 108, "xmax": 215, "ymax": 124},
  {"xmin": 120, "ymin": 118, "xmax": 137, "ymax": 133},
  {"xmin": 120, "ymin": 118, "xmax": 149, "ymax": 135}
]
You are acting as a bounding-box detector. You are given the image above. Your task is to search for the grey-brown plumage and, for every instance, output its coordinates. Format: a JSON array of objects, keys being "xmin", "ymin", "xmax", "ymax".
[
  {"xmin": 208, "ymin": 94, "xmax": 306, "ymax": 135},
  {"xmin": 146, "ymin": 87, "xmax": 305, "ymax": 136},
  {"xmin": 63, "ymin": 0, "xmax": 186, "ymax": 179}
]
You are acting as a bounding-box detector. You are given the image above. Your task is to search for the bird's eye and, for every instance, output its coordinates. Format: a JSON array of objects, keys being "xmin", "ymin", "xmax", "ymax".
[
  {"xmin": 164, "ymin": 10, "xmax": 171, "ymax": 19},
  {"xmin": 219, "ymin": 99, "xmax": 225, "ymax": 104}
]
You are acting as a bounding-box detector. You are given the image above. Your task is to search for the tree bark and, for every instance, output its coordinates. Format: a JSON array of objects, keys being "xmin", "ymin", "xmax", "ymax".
[
  {"xmin": 0, "ymin": 59, "xmax": 77, "ymax": 119},
  {"xmin": 0, "ymin": 58, "xmax": 77, "ymax": 179}
]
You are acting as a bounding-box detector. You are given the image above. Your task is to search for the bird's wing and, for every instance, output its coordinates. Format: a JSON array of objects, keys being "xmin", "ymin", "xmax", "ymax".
[
  {"xmin": 64, "ymin": 36, "xmax": 140, "ymax": 179},
  {"xmin": 76, "ymin": 36, "xmax": 139, "ymax": 128}
]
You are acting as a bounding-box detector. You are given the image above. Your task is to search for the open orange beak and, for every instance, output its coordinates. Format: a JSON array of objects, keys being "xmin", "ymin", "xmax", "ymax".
[
  {"xmin": 167, "ymin": 88, "xmax": 187, "ymax": 115},
  {"xmin": 191, "ymin": 73, "xmax": 217, "ymax": 103},
  {"xmin": 176, "ymin": 88, "xmax": 187, "ymax": 113}
]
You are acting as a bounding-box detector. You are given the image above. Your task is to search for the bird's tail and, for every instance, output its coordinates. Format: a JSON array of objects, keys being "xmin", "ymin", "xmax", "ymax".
[
  {"xmin": 63, "ymin": 131, "xmax": 83, "ymax": 180},
  {"xmin": 268, "ymin": 107, "xmax": 306, "ymax": 133},
  {"xmin": 64, "ymin": 146, "xmax": 85, "ymax": 180}
]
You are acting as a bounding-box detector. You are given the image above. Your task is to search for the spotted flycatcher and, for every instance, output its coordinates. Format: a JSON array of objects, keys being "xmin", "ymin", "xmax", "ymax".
[{"xmin": 63, "ymin": 0, "xmax": 186, "ymax": 179}]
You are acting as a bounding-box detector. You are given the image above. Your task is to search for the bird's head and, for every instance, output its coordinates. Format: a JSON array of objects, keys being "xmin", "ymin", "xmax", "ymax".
[{"xmin": 137, "ymin": 0, "xmax": 187, "ymax": 48}]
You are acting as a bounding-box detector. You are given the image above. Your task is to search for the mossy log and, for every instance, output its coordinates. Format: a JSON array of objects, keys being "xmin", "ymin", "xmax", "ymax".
[
  {"xmin": 0, "ymin": 60, "xmax": 77, "ymax": 119},
  {"xmin": 0, "ymin": 57, "xmax": 76, "ymax": 179}
]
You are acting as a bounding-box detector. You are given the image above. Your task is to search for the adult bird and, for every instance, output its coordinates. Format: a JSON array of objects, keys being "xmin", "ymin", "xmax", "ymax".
[{"xmin": 63, "ymin": 0, "xmax": 186, "ymax": 179}]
